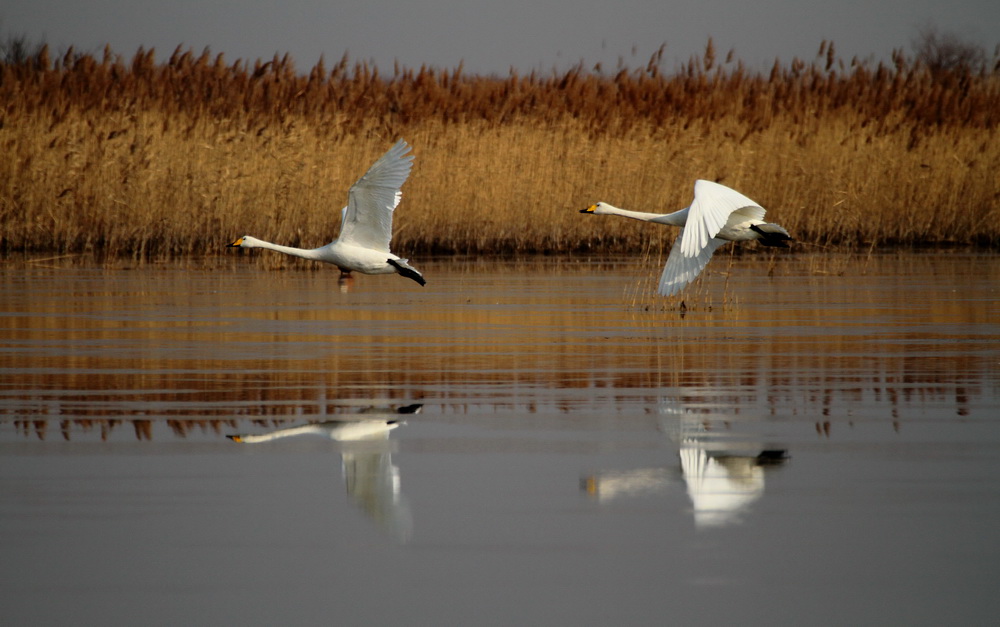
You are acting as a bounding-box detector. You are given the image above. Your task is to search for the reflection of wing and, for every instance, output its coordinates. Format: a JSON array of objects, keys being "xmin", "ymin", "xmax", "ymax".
[
  {"xmin": 675, "ymin": 413, "xmax": 787, "ymax": 528},
  {"xmin": 679, "ymin": 446, "xmax": 766, "ymax": 528},
  {"xmin": 342, "ymin": 443, "xmax": 412, "ymax": 542}
]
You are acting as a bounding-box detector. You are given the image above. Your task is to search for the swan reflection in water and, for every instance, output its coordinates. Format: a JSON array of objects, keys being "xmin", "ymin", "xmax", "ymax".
[
  {"xmin": 583, "ymin": 409, "xmax": 788, "ymax": 529},
  {"xmin": 227, "ymin": 404, "xmax": 421, "ymax": 542}
]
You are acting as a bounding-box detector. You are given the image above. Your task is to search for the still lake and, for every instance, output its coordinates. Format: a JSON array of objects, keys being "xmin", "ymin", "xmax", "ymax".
[{"xmin": 2, "ymin": 251, "xmax": 999, "ymax": 625}]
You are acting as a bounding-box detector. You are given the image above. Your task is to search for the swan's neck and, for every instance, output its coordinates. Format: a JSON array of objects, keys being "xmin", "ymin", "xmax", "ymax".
[
  {"xmin": 243, "ymin": 236, "xmax": 323, "ymax": 260},
  {"xmin": 603, "ymin": 205, "xmax": 688, "ymax": 226}
]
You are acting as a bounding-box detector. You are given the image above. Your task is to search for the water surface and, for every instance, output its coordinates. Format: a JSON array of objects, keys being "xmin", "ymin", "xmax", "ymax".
[{"xmin": 2, "ymin": 252, "xmax": 999, "ymax": 625}]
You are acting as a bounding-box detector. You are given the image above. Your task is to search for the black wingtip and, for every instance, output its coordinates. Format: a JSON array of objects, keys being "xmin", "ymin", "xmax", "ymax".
[
  {"xmin": 755, "ymin": 449, "xmax": 789, "ymax": 464},
  {"xmin": 387, "ymin": 259, "xmax": 426, "ymax": 286},
  {"xmin": 750, "ymin": 224, "xmax": 793, "ymax": 248},
  {"xmin": 406, "ymin": 272, "xmax": 427, "ymax": 286}
]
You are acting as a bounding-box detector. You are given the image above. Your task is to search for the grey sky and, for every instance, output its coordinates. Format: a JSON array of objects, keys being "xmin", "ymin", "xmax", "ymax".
[{"xmin": 4, "ymin": 0, "xmax": 998, "ymax": 75}]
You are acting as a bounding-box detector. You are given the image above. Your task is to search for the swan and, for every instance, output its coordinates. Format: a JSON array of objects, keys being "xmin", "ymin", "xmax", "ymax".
[
  {"xmin": 227, "ymin": 413, "xmax": 415, "ymax": 542},
  {"xmin": 581, "ymin": 180, "xmax": 791, "ymax": 296},
  {"xmin": 582, "ymin": 400, "xmax": 788, "ymax": 528},
  {"xmin": 228, "ymin": 139, "xmax": 425, "ymax": 286},
  {"xmin": 227, "ymin": 419, "xmax": 403, "ymax": 443},
  {"xmin": 226, "ymin": 403, "xmax": 421, "ymax": 443}
]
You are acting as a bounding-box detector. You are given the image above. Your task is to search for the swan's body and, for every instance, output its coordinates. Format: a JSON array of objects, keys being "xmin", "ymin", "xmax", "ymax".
[
  {"xmin": 228, "ymin": 139, "xmax": 425, "ymax": 286},
  {"xmin": 581, "ymin": 179, "xmax": 791, "ymax": 296}
]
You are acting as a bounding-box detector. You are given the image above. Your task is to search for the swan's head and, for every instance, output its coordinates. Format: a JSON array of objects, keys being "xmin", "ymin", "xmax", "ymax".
[
  {"xmin": 581, "ymin": 202, "xmax": 615, "ymax": 215},
  {"xmin": 227, "ymin": 235, "xmax": 255, "ymax": 248}
]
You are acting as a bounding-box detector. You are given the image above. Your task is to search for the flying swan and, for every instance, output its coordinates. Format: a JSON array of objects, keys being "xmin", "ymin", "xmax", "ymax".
[
  {"xmin": 228, "ymin": 139, "xmax": 425, "ymax": 285},
  {"xmin": 581, "ymin": 180, "xmax": 791, "ymax": 296}
]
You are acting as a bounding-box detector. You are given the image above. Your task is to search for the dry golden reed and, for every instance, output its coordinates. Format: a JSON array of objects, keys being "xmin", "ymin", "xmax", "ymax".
[{"xmin": 2, "ymin": 40, "xmax": 999, "ymax": 259}]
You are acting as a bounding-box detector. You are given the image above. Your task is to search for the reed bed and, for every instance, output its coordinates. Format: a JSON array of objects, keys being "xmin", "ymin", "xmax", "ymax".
[{"xmin": 2, "ymin": 41, "xmax": 999, "ymax": 258}]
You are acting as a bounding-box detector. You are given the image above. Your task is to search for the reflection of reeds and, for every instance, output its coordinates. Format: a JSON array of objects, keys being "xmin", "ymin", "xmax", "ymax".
[
  {"xmin": 2, "ymin": 253, "xmax": 992, "ymax": 433},
  {"xmin": 624, "ymin": 244, "xmax": 747, "ymax": 313},
  {"xmin": 12, "ymin": 417, "xmax": 278, "ymax": 441},
  {"xmin": 1, "ymin": 43, "xmax": 998, "ymax": 257}
]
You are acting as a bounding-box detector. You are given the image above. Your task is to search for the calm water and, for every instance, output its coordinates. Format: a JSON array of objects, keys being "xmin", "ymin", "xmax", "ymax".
[{"xmin": 2, "ymin": 252, "xmax": 999, "ymax": 625}]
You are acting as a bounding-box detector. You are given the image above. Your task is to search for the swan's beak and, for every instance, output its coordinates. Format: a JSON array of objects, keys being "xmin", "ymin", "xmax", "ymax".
[
  {"xmin": 580, "ymin": 205, "xmax": 597, "ymax": 214},
  {"xmin": 227, "ymin": 237, "xmax": 244, "ymax": 247},
  {"xmin": 226, "ymin": 435, "xmax": 244, "ymax": 443}
]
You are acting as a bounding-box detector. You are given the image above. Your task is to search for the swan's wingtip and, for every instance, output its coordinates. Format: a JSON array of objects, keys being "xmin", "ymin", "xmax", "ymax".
[
  {"xmin": 756, "ymin": 449, "xmax": 789, "ymax": 464},
  {"xmin": 657, "ymin": 280, "xmax": 683, "ymax": 297},
  {"xmin": 391, "ymin": 138, "xmax": 413, "ymax": 157}
]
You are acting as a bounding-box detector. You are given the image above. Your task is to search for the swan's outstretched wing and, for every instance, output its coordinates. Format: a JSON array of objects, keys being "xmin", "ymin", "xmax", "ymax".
[
  {"xmin": 338, "ymin": 139, "xmax": 414, "ymax": 253},
  {"xmin": 680, "ymin": 180, "xmax": 765, "ymax": 257},
  {"xmin": 659, "ymin": 231, "xmax": 728, "ymax": 296}
]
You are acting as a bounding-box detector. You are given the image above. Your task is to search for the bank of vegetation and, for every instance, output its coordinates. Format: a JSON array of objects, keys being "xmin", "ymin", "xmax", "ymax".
[{"xmin": 2, "ymin": 34, "xmax": 998, "ymax": 259}]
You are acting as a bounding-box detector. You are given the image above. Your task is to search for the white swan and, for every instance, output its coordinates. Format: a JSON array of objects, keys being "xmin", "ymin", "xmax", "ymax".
[
  {"xmin": 228, "ymin": 139, "xmax": 425, "ymax": 286},
  {"xmin": 227, "ymin": 419, "xmax": 403, "ymax": 443},
  {"xmin": 583, "ymin": 402, "xmax": 789, "ymax": 529},
  {"xmin": 228, "ymin": 416, "xmax": 414, "ymax": 541},
  {"xmin": 581, "ymin": 180, "xmax": 791, "ymax": 296}
]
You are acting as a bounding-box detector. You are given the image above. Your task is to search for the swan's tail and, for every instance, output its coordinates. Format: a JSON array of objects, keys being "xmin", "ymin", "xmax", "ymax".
[
  {"xmin": 387, "ymin": 258, "xmax": 426, "ymax": 286},
  {"xmin": 750, "ymin": 223, "xmax": 792, "ymax": 248}
]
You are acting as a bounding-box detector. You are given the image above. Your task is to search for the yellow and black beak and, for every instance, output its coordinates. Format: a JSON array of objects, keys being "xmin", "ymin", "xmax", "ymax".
[
  {"xmin": 227, "ymin": 237, "xmax": 244, "ymax": 247},
  {"xmin": 580, "ymin": 205, "xmax": 597, "ymax": 214},
  {"xmin": 226, "ymin": 435, "xmax": 243, "ymax": 443}
]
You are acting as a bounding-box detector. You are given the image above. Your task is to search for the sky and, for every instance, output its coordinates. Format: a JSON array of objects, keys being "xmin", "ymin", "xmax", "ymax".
[{"xmin": 3, "ymin": 0, "xmax": 998, "ymax": 75}]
